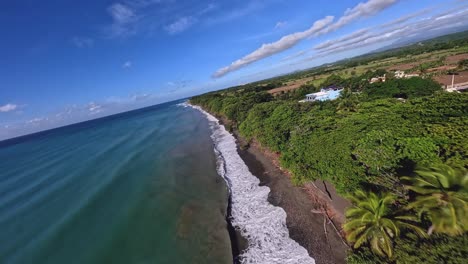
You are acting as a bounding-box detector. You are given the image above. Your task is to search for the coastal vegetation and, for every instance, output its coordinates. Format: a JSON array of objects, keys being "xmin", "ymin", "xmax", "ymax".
[
  {"xmin": 190, "ymin": 32, "xmax": 468, "ymax": 263},
  {"xmin": 343, "ymin": 190, "xmax": 426, "ymax": 258}
]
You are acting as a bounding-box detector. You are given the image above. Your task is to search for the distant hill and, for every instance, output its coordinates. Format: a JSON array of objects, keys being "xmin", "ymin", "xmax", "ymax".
[
  {"xmin": 218, "ymin": 30, "xmax": 468, "ymax": 89},
  {"xmin": 373, "ymin": 28, "xmax": 468, "ymax": 53}
]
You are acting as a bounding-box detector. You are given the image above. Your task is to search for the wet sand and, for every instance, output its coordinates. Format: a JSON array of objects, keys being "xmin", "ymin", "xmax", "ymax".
[
  {"xmin": 237, "ymin": 144, "xmax": 348, "ymax": 263},
  {"xmin": 203, "ymin": 110, "xmax": 351, "ymax": 264},
  {"xmin": 232, "ymin": 129, "xmax": 350, "ymax": 264}
]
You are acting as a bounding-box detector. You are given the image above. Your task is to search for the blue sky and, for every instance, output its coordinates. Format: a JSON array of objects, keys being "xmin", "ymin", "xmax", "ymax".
[{"xmin": 1, "ymin": 0, "xmax": 468, "ymax": 140}]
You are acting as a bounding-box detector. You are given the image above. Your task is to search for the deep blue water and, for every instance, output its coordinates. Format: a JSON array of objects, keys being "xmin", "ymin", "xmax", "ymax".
[{"xmin": 0, "ymin": 101, "xmax": 232, "ymax": 264}]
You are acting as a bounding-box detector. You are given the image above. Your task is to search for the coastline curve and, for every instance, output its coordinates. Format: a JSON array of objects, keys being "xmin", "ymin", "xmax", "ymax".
[{"xmin": 184, "ymin": 102, "xmax": 315, "ymax": 264}]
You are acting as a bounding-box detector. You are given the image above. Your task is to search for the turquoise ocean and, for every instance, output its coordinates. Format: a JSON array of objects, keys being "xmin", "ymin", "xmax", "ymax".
[{"xmin": 0, "ymin": 100, "xmax": 233, "ymax": 264}]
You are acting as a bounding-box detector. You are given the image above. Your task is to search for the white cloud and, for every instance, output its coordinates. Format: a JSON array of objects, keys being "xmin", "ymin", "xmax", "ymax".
[
  {"xmin": 131, "ymin": 93, "xmax": 151, "ymax": 101},
  {"xmin": 205, "ymin": 1, "xmax": 264, "ymax": 26},
  {"xmin": 104, "ymin": 1, "xmax": 168, "ymax": 37},
  {"xmin": 310, "ymin": 4, "xmax": 457, "ymax": 55},
  {"xmin": 122, "ymin": 61, "xmax": 132, "ymax": 68},
  {"xmin": 212, "ymin": 0, "xmax": 398, "ymax": 78},
  {"xmin": 163, "ymin": 3, "xmax": 217, "ymax": 35},
  {"xmin": 88, "ymin": 102, "xmax": 103, "ymax": 114},
  {"xmin": 314, "ymin": 28, "xmax": 369, "ymax": 50},
  {"xmin": 27, "ymin": 117, "xmax": 46, "ymax": 124},
  {"xmin": 71, "ymin": 37, "xmax": 94, "ymax": 48},
  {"xmin": 327, "ymin": 0, "xmax": 397, "ymax": 32},
  {"xmin": 108, "ymin": 3, "xmax": 135, "ymax": 24},
  {"xmin": 199, "ymin": 3, "xmax": 217, "ymax": 15},
  {"xmin": 0, "ymin": 104, "xmax": 17, "ymax": 112},
  {"xmin": 165, "ymin": 16, "xmax": 197, "ymax": 34},
  {"xmin": 107, "ymin": 3, "xmax": 138, "ymax": 37},
  {"xmin": 297, "ymin": 7, "xmax": 468, "ymax": 64},
  {"xmin": 380, "ymin": 7, "xmax": 431, "ymax": 28},
  {"xmin": 275, "ymin": 21, "xmax": 287, "ymax": 29},
  {"xmin": 281, "ymin": 50, "xmax": 306, "ymax": 62},
  {"xmin": 213, "ymin": 16, "xmax": 334, "ymax": 78}
]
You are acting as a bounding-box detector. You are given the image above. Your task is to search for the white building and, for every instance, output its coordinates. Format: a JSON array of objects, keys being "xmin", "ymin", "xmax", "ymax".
[
  {"xmin": 395, "ymin": 70, "xmax": 419, "ymax": 79},
  {"xmin": 370, "ymin": 74, "xmax": 386, "ymax": 84},
  {"xmin": 301, "ymin": 87, "xmax": 343, "ymax": 102}
]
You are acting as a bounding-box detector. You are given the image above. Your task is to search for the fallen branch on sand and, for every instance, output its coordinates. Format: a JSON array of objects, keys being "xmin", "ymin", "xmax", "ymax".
[{"xmin": 311, "ymin": 207, "xmax": 350, "ymax": 248}]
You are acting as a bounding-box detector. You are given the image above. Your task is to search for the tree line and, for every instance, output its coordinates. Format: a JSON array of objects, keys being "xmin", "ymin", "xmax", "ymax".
[{"xmin": 190, "ymin": 68, "xmax": 468, "ymax": 263}]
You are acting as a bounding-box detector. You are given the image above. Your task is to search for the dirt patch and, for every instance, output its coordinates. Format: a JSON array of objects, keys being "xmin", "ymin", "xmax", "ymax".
[
  {"xmin": 268, "ymin": 83, "xmax": 303, "ymax": 95},
  {"xmin": 386, "ymin": 58, "xmax": 437, "ymax": 71},
  {"xmin": 268, "ymin": 76, "xmax": 317, "ymax": 95},
  {"xmin": 434, "ymin": 71, "xmax": 468, "ymax": 86},
  {"xmin": 445, "ymin": 53, "xmax": 468, "ymax": 64},
  {"xmin": 427, "ymin": 65, "xmax": 457, "ymax": 72}
]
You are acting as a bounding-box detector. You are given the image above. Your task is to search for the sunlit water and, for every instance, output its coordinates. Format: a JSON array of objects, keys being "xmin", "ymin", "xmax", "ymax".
[{"xmin": 0, "ymin": 101, "xmax": 233, "ymax": 264}]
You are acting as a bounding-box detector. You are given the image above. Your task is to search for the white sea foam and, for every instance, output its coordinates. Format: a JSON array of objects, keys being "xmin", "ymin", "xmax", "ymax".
[{"xmin": 184, "ymin": 102, "xmax": 315, "ymax": 264}]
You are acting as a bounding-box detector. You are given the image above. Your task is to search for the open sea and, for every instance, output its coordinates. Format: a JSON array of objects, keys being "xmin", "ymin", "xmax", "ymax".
[{"xmin": 0, "ymin": 100, "xmax": 315, "ymax": 264}]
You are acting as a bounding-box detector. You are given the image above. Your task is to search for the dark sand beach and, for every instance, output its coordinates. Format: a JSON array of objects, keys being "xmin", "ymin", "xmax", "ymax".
[
  {"xmin": 211, "ymin": 111, "xmax": 351, "ymax": 264},
  {"xmin": 236, "ymin": 139, "xmax": 349, "ymax": 264}
]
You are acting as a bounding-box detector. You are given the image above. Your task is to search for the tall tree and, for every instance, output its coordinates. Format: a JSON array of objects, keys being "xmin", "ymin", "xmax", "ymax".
[
  {"xmin": 344, "ymin": 190, "xmax": 426, "ymax": 258},
  {"xmin": 402, "ymin": 165, "xmax": 468, "ymax": 236}
]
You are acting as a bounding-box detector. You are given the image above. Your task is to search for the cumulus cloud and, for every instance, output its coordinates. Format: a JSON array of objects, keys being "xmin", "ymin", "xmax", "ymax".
[
  {"xmin": 213, "ymin": 16, "xmax": 334, "ymax": 78},
  {"xmin": 165, "ymin": 16, "xmax": 197, "ymax": 34},
  {"xmin": 213, "ymin": 0, "xmax": 398, "ymax": 78},
  {"xmin": 0, "ymin": 103, "xmax": 17, "ymax": 112}
]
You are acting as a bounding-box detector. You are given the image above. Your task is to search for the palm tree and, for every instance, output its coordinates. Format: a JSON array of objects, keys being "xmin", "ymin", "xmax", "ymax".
[
  {"xmin": 344, "ymin": 190, "xmax": 426, "ymax": 258},
  {"xmin": 402, "ymin": 165, "xmax": 468, "ymax": 236},
  {"xmin": 337, "ymin": 88, "xmax": 359, "ymax": 113}
]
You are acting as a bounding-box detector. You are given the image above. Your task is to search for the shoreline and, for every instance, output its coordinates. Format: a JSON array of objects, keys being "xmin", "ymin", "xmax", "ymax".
[
  {"xmin": 216, "ymin": 115, "xmax": 350, "ymax": 264},
  {"xmin": 225, "ymin": 186, "xmax": 248, "ymax": 264}
]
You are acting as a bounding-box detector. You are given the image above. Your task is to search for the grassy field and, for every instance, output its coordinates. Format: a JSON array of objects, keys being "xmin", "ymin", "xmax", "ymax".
[{"xmin": 265, "ymin": 33, "xmax": 468, "ymax": 96}]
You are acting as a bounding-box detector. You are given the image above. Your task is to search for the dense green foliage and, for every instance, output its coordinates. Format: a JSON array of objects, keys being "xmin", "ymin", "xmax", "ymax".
[
  {"xmin": 363, "ymin": 77, "xmax": 442, "ymax": 99},
  {"xmin": 347, "ymin": 233, "xmax": 468, "ymax": 264},
  {"xmin": 402, "ymin": 165, "xmax": 468, "ymax": 236},
  {"xmin": 344, "ymin": 190, "xmax": 425, "ymax": 258},
  {"xmin": 191, "ymin": 75, "xmax": 467, "ymax": 193},
  {"xmin": 345, "ymin": 165, "xmax": 468, "ymax": 262},
  {"xmin": 190, "ymin": 32, "xmax": 468, "ymax": 263}
]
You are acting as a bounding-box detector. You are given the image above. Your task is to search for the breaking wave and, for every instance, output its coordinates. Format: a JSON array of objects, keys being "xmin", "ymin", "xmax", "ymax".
[{"xmin": 186, "ymin": 103, "xmax": 315, "ymax": 264}]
